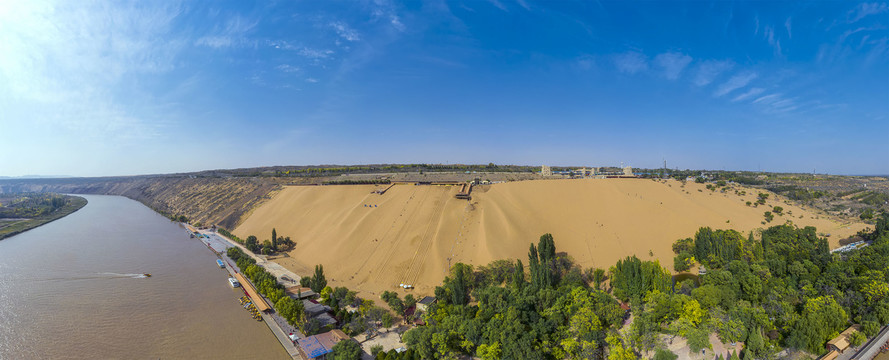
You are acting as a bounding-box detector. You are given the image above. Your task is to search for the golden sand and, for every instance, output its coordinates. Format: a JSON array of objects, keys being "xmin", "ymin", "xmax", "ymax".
[{"xmin": 234, "ymin": 179, "xmax": 869, "ymax": 297}]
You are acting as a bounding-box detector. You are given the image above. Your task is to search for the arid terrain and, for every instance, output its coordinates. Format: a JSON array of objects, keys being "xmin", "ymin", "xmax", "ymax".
[{"xmin": 234, "ymin": 178, "xmax": 870, "ymax": 297}]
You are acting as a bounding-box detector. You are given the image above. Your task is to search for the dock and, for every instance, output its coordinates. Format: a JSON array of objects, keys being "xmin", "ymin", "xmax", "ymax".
[{"xmin": 190, "ymin": 228, "xmax": 304, "ymax": 359}]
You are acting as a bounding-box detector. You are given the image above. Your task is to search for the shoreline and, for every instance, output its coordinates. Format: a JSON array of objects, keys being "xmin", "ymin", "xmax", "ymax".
[
  {"xmin": 186, "ymin": 224, "xmax": 304, "ymax": 360},
  {"xmin": 0, "ymin": 195, "xmax": 88, "ymax": 240}
]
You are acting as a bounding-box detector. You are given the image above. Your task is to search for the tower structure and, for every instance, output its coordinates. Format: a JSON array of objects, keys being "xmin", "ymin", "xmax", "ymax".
[{"xmin": 541, "ymin": 165, "xmax": 552, "ymax": 176}]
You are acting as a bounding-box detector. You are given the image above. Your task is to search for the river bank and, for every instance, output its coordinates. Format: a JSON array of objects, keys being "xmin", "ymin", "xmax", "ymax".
[
  {"xmin": 0, "ymin": 194, "xmax": 87, "ymax": 240},
  {"xmin": 189, "ymin": 228, "xmax": 303, "ymax": 359},
  {"xmin": 0, "ymin": 195, "xmax": 289, "ymax": 359}
]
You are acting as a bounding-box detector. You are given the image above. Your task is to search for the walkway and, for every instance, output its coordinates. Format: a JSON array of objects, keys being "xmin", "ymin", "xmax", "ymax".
[{"xmin": 191, "ymin": 227, "xmax": 304, "ymax": 360}]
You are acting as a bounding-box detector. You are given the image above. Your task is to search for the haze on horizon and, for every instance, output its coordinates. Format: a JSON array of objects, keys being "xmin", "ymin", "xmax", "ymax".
[{"xmin": 0, "ymin": 0, "xmax": 887, "ymax": 178}]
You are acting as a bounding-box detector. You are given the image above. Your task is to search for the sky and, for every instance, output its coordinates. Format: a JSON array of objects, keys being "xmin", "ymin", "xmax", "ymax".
[{"xmin": 0, "ymin": 0, "xmax": 887, "ymax": 177}]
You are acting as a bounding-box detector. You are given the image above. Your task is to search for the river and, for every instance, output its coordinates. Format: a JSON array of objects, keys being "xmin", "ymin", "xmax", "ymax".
[{"xmin": 0, "ymin": 195, "xmax": 289, "ymax": 359}]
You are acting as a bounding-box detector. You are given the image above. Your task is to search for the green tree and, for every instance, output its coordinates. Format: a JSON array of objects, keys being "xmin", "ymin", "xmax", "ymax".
[
  {"xmin": 674, "ymin": 252, "xmax": 694, "ymax": 272},
  {"xmin": 511, "ymin": 259, "xmax": 525, "ymax": 288},
  {"xmin": 787, "ymin": 296, "xmax": 848, "ymax": 353},
  {"xmin": 606, "ymin": 334, "xmax": 637, "ymax": 360},
  {"xmin": 271, "ymin": 228, "xmax": 277, "ymax": 251},
  {"xmin": 653, "ymin": 348, "xmax": 678, "ymax": 360},
  {"xmin": 610, "ymin": 256, "xmax": 671, "ymax": 304},
  {"xmin": 246, "ymin": 235, "xmax": 258, "ymax": 252},
  {"xmin": 477, "ymin": 342, "xmax": 502, "ymax": 360},
  {"xmin": 370, "ymin": 344, "xmax": 384, "ymax": 357},
  {"xmin": 310, "ymin": 264, "xmax": 327, "ymax": 293},
  {"xmin": 673, "ymin": 238, "xmax": 694, "ymax": 254},
  {"xmin": 849, "ymin": 331, "xmax": 866, "ymax": 347},
  {"xmin": 331, "ymin": 339, "xmax": 362, "ymax": 360}
]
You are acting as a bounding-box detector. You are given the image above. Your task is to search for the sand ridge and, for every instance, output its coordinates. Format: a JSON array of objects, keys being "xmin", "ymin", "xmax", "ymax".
[{"xmin": 234, "ymin": 179, "xmax": 869, "ymax": 297}]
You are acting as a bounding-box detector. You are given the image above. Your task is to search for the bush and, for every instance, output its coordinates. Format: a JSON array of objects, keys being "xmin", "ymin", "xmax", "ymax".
[
  {"xmin": 370, "ymin": 344, "xmax": 384, "ymax": 357},
  {"xmin": 849, "ymin": 331, "xmax": 866, "ymax": 347},
  {"xmin": 654, "ymin": 348, "xmax": 678, "ymax": 360},
  {"xmin": 674, "ymin": 252, "xmax": 694, "ymax": 272},
  {"xmin": 331, "ymin": 339, "xmax": 362, "ymax": 360}
]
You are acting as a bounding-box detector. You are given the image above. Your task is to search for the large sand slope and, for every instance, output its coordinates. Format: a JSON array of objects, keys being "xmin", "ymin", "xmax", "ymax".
[{"xmin": 234, "ymin": 179, "xmax": 868, "ymax": 297}]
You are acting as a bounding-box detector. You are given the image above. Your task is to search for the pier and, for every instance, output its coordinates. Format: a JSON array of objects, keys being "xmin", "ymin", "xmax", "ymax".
[{"xmin": 188, "ymin": 224, "xmax": 304, "ymax": 359}]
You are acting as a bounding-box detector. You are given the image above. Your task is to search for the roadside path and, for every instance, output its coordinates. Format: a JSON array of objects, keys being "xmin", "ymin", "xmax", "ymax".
[{"xmin": 187, "ymin": 226, "xmax": 305, "ymax": 359}]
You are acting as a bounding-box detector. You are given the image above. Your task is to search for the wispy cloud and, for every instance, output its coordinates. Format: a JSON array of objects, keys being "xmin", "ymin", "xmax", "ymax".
[
  {"xmin": 752, "ymin": 93, "xmax": 798, "ymax": 114},
  {"xmin": 276, "ymin": 64, "xmax": 300, "ymax": 73},
  {"xmin": 693, "ymin": 60, "xmax": 734, "ymax": 86},
  {"xmin": 195, "ymin": 14, "xmax": 259, "ymax": 49},
  {"xmin": 785, "ymin": 17, "xmax": 792, "ymax": 39},
  {"xmin": 613, "ymin": 51, "xmax": 648, "ymax": 74},
  {"xmin": 654, "ymin": 52, "xmax": 692, "ymax": 80},
  {"xmin": 305, "ymin": 78, "xmax": 319, "ymax": 83},
  {"xmin": 330, "ymin": 21, "xmax": 360, "ymax": 42},
  {"xmin": 299, "ymin": 48, "xmax": 334, "ymax": 59},
  {"xmin": 849, "ymin": 2, "xmax": 889, "ymax": 23},
  {"xmin": 714, "ymin": 72, "xmax": 758, "ymax": 97},
  {"xmin": 371, "ymin": 0, "xmax": 406, "ymax": 31},
  {"xmin": 0, "ymin": 1, "xmax": 184, "ymax": 143},
  {"xmin": 488, "ymin": 0, "xmax": 508, "ymax": 11},
  {"xmin": 515, "ymin": 0, "xmax": 531, "ymax": 11},
  {"xmin": 575, "ymin": 55, "xmax": 595, "ymax": 71},
  {"xmin": 732, "ymin": 87, "xmax": 765, "ymax": 102},
  {"xmin": 763, "ymin": 25, "xmax": 782, "ymax": 56},
  {"xmin": 752, "ymin": 93, "xmax": 782, "ymax": 104}
]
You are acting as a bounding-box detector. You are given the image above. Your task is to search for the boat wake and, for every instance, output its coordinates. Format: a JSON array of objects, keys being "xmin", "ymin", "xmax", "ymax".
[{"xmin": 99, "ymin": 272, "xmax": 149, "ymax": 279}]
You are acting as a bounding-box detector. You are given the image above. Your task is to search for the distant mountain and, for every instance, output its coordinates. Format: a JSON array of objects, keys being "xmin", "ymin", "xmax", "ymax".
[{"xmin": 0, "ymin": 175, "xmax": 73, "ymax": 179}]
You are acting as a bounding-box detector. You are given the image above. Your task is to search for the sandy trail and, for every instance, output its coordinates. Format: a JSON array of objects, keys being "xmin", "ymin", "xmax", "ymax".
[{"xmin": 234, "ymin": 179, "xmax": 869, "ymax": 298}]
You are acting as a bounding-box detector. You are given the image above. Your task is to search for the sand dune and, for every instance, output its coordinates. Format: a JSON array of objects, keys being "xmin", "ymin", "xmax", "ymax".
[{"xmin": 234, "ymin": 179, "xmax": 869, "ymax": 297}]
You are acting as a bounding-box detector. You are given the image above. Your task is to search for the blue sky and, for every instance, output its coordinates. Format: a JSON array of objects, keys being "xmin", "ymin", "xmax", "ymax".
[{"xmin": 0, "ymin": 0, "xmax": 886, "ymax": 177}]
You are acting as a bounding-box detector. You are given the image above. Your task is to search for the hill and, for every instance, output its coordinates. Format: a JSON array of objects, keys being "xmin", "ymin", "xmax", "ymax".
[{"xmin": 234, "ymin": 178, "xmax": 870, "ymax": 297}]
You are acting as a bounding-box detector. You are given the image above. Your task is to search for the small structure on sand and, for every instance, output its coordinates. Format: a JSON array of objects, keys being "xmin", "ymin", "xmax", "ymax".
[{"xmin": 416, "ymin": 296, "xmax": 436, "ymax": 312}]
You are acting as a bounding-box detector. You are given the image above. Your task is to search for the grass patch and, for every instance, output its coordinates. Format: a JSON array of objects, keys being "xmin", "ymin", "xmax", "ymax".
[{"xmin": 0, "ymin": 195, "xmax": 88, "ymax": 240}]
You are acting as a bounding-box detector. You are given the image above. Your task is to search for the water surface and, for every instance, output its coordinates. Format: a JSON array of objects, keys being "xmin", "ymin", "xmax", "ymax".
[{"xmin": 0, "ymin": 195, "xmax": 288, "ymax": 359}]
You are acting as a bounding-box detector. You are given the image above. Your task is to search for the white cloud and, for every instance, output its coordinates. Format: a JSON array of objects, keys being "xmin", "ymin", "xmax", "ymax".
[
  {"xmin": 515, "ymin": 0, "xmax": 531, "ymax": 10},
  {"xmin": 330, "ymin": 21, "xmax": 360, "ymax": 42},
  {"xmin": 196, "ymin": 36, "xmax": 233, "ymax": 48},
  {"xmin": 714, "ymin": 72, "xmax": 758, "ymax": 97},
  {"xmin": 298, "ymin": 48, "xmax": 335, "ymax": 59},
  {"xmin": 849, "ymin": 2, "xmax": 889, "ymax": 23},
  {"xmin": 276, "ymin": 64, "xmax": 300, "ymax": 73},
  {"xmin": 195, "ymin": 14, "xmax": 258, "ymax": 49},
  {"xmin": 613, "ymin": 51, "xmax": 648, "ymax": 74},
  {"xmin": 732, "ymin": 87, "xmax": 765, "ymax": 102},
  {"xmin": 654, "ymin": 52, "xmax": 693, "ymax": 80},
  {"xmin": 371, "ymin": 0, "xmax": 406, "ymax": 31},
  {"xmin": 785, "ymin": 17, "xmax": 792, "ymax": 39},
  {"xmin": 693, "ymin": 60, "xmax": 734, "ymax": 86},
  {"xmin": 305, "ymin": 78, "xmax": 319, "ymax": 83},
  {"xmin": 753, "ymin": 93, "xmax": 782, "ymax": 104},
  {"xmin": 488, "ymin": 0, "xmax": 508, "ymax": 11},
  {"xmin": 0, "ymin": 1, "xmax": 183, "ymax": 142}
]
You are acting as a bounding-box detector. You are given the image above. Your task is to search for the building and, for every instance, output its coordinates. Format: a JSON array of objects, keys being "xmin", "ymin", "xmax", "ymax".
[
  {"xmin": 296, "ymin": 329, "xmax": 352, "ymax": 360},
  {"xmin": 541, "ymin": 165, "xmax": 552, "ymax": 177},
  {"xmin": 303, "ymin": 299, "xmax": 337, "ymax": 327},
  {"xmin": 234, "ymin": 273, "xmax": 271, "ymax": 313},
  {"xmin": 827, "ymin": 325, "xmax": 861, "ymax": 354},
  {"xmin": 416, "ymin": 296, "xmax": 436, "ymax": 312},
  {"xmin": 285, "ymin": 286, "xmax": 318, "ymax": 300}
]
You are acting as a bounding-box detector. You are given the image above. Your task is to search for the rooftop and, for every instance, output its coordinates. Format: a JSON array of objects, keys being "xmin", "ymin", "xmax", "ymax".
[{"xmin": 418, "ymin": 296, "xmax": 436, "ymax": 305}]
